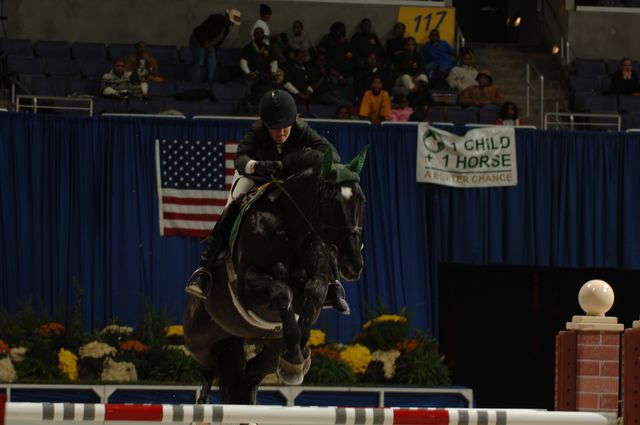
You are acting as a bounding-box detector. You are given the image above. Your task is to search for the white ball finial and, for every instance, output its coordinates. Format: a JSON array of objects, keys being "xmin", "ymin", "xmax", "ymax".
[{"xmin": 578, "ymin": 279, "xmax": 614, "ymax": 316}]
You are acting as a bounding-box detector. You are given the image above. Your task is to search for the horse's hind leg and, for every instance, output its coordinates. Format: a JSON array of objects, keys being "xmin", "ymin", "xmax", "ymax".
[
  {"xmin": 196, "ymin": 367, "xmax": 216, "ymax": 404},
  {"xmin": 214, "ymin": 336, "xmax": 249, "ymax": 404},
  {"xmin": 244, "ymin": 345, "xmax": 279, "ymax": 404}
]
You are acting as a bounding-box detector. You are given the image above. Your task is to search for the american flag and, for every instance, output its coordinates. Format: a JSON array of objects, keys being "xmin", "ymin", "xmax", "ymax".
[{"xmin": 155, "ymin": 138, "xmax": 238, "ymax": 237}]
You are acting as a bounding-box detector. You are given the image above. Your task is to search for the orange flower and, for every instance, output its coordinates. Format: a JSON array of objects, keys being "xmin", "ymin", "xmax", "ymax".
[
  {"xmin": 396, "ymin": 338, "xmax": 418, "ymax": 353},
  {"xmin": 119, "ymin": 339, "xmax": 150, "ymax": 353},
  {"xmin": 311, "ymin": 348, "xmax": 340, "ymax": 360},
  {"xmin": 36, "ymin": 322, "xmax": 65, "ymax": 337},
  {"xmin": 0, "ymin": 339, "xmax": 9, "ymax": 355}
]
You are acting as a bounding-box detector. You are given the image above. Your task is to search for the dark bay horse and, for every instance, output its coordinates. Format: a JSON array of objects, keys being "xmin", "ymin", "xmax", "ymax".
[{"xmin": 183, "ymin": 146, "xmax": 367, "ymax": 405}]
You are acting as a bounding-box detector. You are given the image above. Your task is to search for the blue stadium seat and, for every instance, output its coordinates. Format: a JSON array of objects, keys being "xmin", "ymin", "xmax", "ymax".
[
  {"xmin": 107, "ymin": 43, "xmax": 134, "ymax": 61},
  {"xmin": 7, "ymin": 56, "xmax": 44, "ymax": 75},
  {"xmin": 128, "ymin": 99, "xmax": 166, "ymax": 114},
  {"xmin": 446, "ymin": 108, "xmax": 479, "ymax": 126},
  {"xmin": 34, "ymin": 40, "xmax": 71, "ymax": 60},
  {"xmin": 618, "ymin": 95, "xmax": 640, "ymax": 112},
  {"xmin": 572, "ymin": 91, "xmax": 598, "ymax": 112},
  {"xmin": 30, "ymin": 75, "xmax": 67, "ymax": 97},
  {"xmin": 81, "ymin": 60, "xmax": 111, "ymax": 79},
  {"xmin": 478, "ymin": 108, "xmax": 500, "ymax": 124},
  {"xmin": 45, "ymin": 58, "xmax": 82, "ymax": 77},
  {"xmin": 199, "ymin": 102, "xmax": 237, "ymax": 116},
  {"xmin": 179, "ymin": 46, "xmax": 193, "ymax": 64},
  {"xmin": 585, "ymin": 94, "xmax": 618, "ymax": 112},
  {"xmin": 148, "ymin": 81, "xmax": 175, "ymax": 98},
  {"xmin": 68, "ymin": 79, "xmax": 101, "ymax": 96},
  {"xmin": 569, "ymin": 75, "xmax": 599, "ymax": 92},
  {"xmin": 71, "ymin": 42, "xmax": 107, "ymax": 62},
  {"xmin": 427, "ymin": 107, "xmax": 445, "ymax": 122},
  {"xmin": 0, "ymin": 39, "xmax": 34, "ymax": 57},
  {"xmin": 147, "ymin": 44, "xmax": 179, "ymax": 64},
  {"xmin": 597, "ymin": 75, "xmax": 612, "ymax": 94},
  {"xmin": 211, "ymin": 83, "xmax": 246, "ymax": 102},
  {"xmin": 308, "ymin": 103, "xmax": 338, "ymax": 119},
  {"xmin": 93, "ymin": 97, "xmax": 128, "ymax": 114},
  {"xmin": 573, "ymin": 59, "xmax": 607, "ymax": 77},
  {"xmin": 159, "ymin": 63, "xmax": 188, "ymax": 81}
]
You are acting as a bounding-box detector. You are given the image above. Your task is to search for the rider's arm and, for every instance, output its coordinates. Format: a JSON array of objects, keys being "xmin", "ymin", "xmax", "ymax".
[
  {"xmin": 234, "ymin": 125, "xmax": 261, "ymax": 175},
  {"xmin": 296, "ymin": 119, "xmax": 341, "ymax": 162}
]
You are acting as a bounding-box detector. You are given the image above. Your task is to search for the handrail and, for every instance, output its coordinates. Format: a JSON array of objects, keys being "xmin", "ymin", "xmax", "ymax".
[
  {"xmin": 525, "ymin": 61, "xmax": 545, "ymax": 129},
  {"xmin": 16, "ymin": 94, "xmax": 93, "ymax": 116},
  {"xmin": 455, "ymin": 21, "xmax": 465, "ymax": 52},
  {"xmin": 544, "ymin": 111, "xmax": 621, "ymax": 131}
]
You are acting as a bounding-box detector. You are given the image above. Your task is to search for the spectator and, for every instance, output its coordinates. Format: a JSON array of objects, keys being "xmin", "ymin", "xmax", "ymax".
[
  {"xmin": 359, "ymin": 75, "xmax": 391, "ymax": 124},
  {"xmin": 447, "ymin": 48, "xmax": 478, "ymax": 92},
  {"xmin": 351, "ymin": 18, "xmax": 385, "ymax": 70},
  {"xmin": 421, "ymin": 29, "xmax": 455, "ymax": 80},
  {"xmin": 407, "ymin": 79, "xmax": 434, "ymax": 111},
  {"xmin": 334, "ymin": 105, "xmax": 352, "ymax": 119},
  {"xmin": 496, "ymin": 101, "xmax": 523, "ymax": 125},
  {"xmin": 283, "ymin": 20, "xmax": 313, "ymax": 63},
  {"xmin": 607, "ymin": 57, "xmax": 640, "ymax": 96},
  {"xmin": 308, "ymin": 52, "xmax": 351, "ymax": 106},
  {"xmin": 283, "ymin": 50, "xmax": 314, "ymax": 102},
  {"xmin": 354, "ymin": 52, "xmax": 390, "ymax": 102},
  {"xmin": 189, "ymin": 8, "xmax": 241, "ymax": 83},
  {"xmin": 389, "ymin": 93, "xmax": 414, "ymax": 121},
  {"xmin": 240, "ymin": 27, "xmax": 278, "ymax": 95},
  {"xmin": 318, "ymin": 22, "xmax": 355, "ymax": 101},
  {"xmin": 126, "ymin": 41, "xmax": 163, "ymax": 83},
  {"xmin": 251, "ymin": 3, "xmax": 274, "ymax": 45},
  {"xmin": 460, "ymin": 70, "xmax": 505, "ymax": 108},
  {"xmin": 386, "ymin": 22, "xmax": 407, "ymax": 60},
  {"xmin": 101, "ymin": 58, "xmax": 138, "ymax": 98},
  {"xmin": 392, "ymin": 37, "xmax": 427, "ymax": 95}
]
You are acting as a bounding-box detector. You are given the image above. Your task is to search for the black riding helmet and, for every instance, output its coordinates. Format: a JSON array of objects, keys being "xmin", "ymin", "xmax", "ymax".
[{"xmin": 259, "ymin": 90, "xmax": 297, "ymax": 129}]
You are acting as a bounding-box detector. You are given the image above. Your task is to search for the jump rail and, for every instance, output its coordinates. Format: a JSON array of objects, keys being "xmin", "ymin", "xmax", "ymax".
[{"xmin": 1, "ymin": 403, "xmax": 618, "ymax": 425}]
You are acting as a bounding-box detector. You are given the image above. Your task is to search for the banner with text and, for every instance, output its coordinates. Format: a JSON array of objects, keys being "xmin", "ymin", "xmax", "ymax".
[{"xmin": 416, "ymin": 124, "xmax": 518, "ymax": 188}]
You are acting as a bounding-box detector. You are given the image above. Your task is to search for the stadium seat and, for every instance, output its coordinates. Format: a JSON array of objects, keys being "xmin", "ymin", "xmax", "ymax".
[
  {"xmin": 585, "ymin": 94, "xmax": 618, "ymax": 112},
  {"xmin": 7, "ymin": 56, "xmax": 44, "ymax": 75},
  {"xmin": 571, "ymin": 90, "xmax": 599, "ymax": 112},
  {"xmin": 45, "ymin": 58, "xmax": 82, "ymax": 77},
  {"xmin": 179, "ymin": 46, "xmax": 193, "ymax": 64},
  {"xmin": 427, "ymin": 107, "xmax": 445, "ymax": 122},
  {"xmin": 107, "ymin": 43, "xmax": 134, "ymax": 61},
  {"xmin": 30, "ymin": 75, "xmax": 67, "ymax": 97},
  {"xmin": 34, "ymin": 40, "xmax": 71, "ymax": 60},
  {"xmin": 478, "ymin": 108, "xmax": 500, "ymax": 124},
  {"xmin": 0, "ymin": 39, "xmax": 34, "ymax": 57},
  {"xmin": 199, "ymin": 102, "xmax": 237, "ymax": 116},
  {"xmin": 597, "ymin": 75, "xmax": 612, "ymax": 94},
  {"xmin": 211, "ymin": 83, "xmax": 246, "ymax": 102},
  {"xmin": 446, "ymin": 108, "xmax": 479, "ymax": 126},
  {"xmin": 93, "ymin": 97, "xmax": 128, "ymax": 114},
  {"xmin": 148, "ymin": 81, "xmax": 176, "ymax": 98},
  {"xmin": 147, "ymin": 44, "xmax": 179, "ymax": 64},
  {"xmin": 128, "ymin": 98, "xmax": 166, "ymax": 114},
  {"xmin": 68, "ymin": 79, "xmax": 101, "ymax": 96},
  {"xmin": 81, "ymin": 61, "xmax": 111, "ymax": 79},
  {"xmin": 573, "ymin": 59, "xmax": 607, "ymax": 77},
  {"xmin": 569, "ymin": 75, "xmax": 599, "ymax": 92},
  {"xmin": 308, "ymin": 103, "xmax": 338, "ymax": 119},
  {"xmin": 71, "ymin": 42, "xmax": 107, "ymax": 62},
  {"xmin": 618, "ymin": 95, "xmax": 640, "ymax": 112},
  {"xmin": 159, "ymin": 63, "xmax": 188, "ymax": 81}
]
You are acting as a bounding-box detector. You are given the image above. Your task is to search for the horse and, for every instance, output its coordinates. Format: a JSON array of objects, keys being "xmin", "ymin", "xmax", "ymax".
[{"xmin": 183, "ymin": 146, "xmax": 368, "ymax": 405}]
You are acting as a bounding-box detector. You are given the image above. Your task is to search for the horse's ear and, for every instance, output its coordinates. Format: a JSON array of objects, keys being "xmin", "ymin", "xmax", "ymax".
[
  {"xmin": 321, "ymin": 148, "xmax": 334, "ymax": 178},
  {"xmin": 348, "ymin": 145, "xmax": 369, "ymax": 174}
]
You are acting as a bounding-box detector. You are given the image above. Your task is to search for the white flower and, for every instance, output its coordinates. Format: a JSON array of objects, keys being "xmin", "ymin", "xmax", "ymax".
[
  {"xmin": 101, "ymin": 358, "xmax": 138, "ymax": 382},
  {"xmin": 0, "ymin": 356, "xmax": 16, "ymax": 382},
  {"xmin": 9, "ymin": 346, "xmax": 27, "ymax": 363},
  {"xmin": 80, "ymin": 341, "xmax": 117, "ymax": 359},
  {"xmin": 100, "ymin": 325, "xmax": 134, "ymax": 336},
  {"xmin": 371, "ymin": 349, "xmax": 401, "ymax": 379},
  {"xmin": 165, "ymin": 345, "xmax": 191, "ymax": 356}
]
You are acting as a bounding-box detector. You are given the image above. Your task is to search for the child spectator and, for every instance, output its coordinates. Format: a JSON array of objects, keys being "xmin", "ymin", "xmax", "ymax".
[
  {"xmin": 359, "ymin": 76, "xmax": 391, "ymax": 124},
  {"xmin": 496, "ymin": 101, "xmax": 523, "ymax": 125},
  {"xmin": 334, "ymin": 105, "xmax": 352, "ymax": 120},
  {"xmin": 447, "ymin": 48, "xmax": 478, "ymax": 92},
  {"xmin": 251, "ymin": 4, "xmax": 274, "ymax": 45},
  {"xmin": 392, "ymin": 37, "xmax": 427, "ymax": 95},
  {"xmin": 389, "ymin": 93, "xmax": 414, "ymax": 122}
]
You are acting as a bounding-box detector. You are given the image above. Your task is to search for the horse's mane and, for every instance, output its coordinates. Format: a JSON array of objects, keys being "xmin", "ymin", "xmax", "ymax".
[{"xmin": 280, "ymin": 148, "xmax": 325, "ymax": 179}]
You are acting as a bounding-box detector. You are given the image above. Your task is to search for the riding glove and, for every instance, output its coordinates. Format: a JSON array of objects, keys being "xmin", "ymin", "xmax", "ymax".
[{"xmin": 253, "ymin": 161, "xmax": 282, "ymax": 177}]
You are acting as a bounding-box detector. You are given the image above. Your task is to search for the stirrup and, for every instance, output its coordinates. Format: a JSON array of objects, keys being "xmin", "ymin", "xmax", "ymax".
[{"xmin": 185, "ymin": 267, "xmax": 212, "ymax": 300}]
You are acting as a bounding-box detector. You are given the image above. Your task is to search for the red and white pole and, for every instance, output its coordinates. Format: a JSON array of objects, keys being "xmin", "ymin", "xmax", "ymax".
[{"xmin": 3, "ymin": 403, "xmax": 617, "ymax": 425}]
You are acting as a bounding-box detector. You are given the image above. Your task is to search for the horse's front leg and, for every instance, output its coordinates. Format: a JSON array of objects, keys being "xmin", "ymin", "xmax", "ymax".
[{"xmin": 243, "ymin": 264, "xmax": 304, "ymax": 385}]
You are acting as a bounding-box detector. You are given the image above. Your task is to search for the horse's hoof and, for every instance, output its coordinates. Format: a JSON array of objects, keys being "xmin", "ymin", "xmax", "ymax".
[{"xmin": 276, "ymin": 355, "xmax": 304, "ymax": 385}]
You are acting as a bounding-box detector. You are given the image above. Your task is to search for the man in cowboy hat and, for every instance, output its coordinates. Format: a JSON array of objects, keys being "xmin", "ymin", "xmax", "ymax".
[{"xmin": 189, "ymin": 8, "xmax": 242, "ymax": 83}]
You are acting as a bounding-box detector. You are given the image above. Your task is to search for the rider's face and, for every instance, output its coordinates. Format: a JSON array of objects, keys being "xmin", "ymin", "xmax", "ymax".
[{"xmin": 268, "ymin": 126, "xmax": 292, "ymax": 144}]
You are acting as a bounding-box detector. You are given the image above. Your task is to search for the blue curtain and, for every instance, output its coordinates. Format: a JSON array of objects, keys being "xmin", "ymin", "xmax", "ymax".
[{"xmin": 2, "ymin": 113, "xmax": 640, "ymax": 342}]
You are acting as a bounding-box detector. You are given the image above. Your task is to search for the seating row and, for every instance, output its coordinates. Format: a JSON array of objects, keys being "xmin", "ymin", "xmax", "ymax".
[
  {"xmin": 573, "ymin": 58, "xmax": 640, "ymax": 77},
  {"xmin": 0, "ymin": 39, "xmax": 194, "ymax": 64}
]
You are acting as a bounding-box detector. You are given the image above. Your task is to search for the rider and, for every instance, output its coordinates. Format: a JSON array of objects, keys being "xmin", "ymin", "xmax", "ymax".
[{"xmin": 185, "ymin": 89, "xmax": 351, "ymax": 314}]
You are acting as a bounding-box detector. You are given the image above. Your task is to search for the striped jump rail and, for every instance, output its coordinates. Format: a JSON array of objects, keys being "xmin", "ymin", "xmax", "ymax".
[{"xmin": 0, "ymin": 403, "xmax": 618, "ymax": 425}]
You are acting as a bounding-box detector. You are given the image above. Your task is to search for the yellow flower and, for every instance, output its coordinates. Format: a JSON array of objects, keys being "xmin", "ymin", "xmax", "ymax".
[
  {"xmin": 338, "ymin": 344, "xmax": 372, "ymax": 374},
  {"xmin": 363, "ymin": 314, "xmax": 407, "ymax": 329},
  {"xmin": 165, "ymin": 325, "xmax": 184, "ymax": 337},
  {"xmin": 307, "ymin": 329, "xmax": 326, "ymax": 347},
  {"xmin": 58, "ymin": 348, "xmax": 78, "ymax": 381}
]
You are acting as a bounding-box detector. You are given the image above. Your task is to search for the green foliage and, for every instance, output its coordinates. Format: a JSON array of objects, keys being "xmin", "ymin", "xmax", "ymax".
[
  {"xmin": 394, "ymin": 338, "xmax": 451, "ymax": 386},
  {"xmin": 147, "ymin": 348, "xmax": 200, "ymax": 384},
  {"xmin": 304, "ymin": 351, "xmax": 358, "ymax": 386},
  {"xmin": 357, "ymin": 320, "xmax": 408, "ymax": 351}
]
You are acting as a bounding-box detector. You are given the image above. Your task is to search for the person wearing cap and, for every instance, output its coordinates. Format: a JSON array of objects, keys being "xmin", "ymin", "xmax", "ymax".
[
  {"xmin": 185, "ymin": 89, "xmax": 350, "ymax": 314},
  {"xmin": 189, "ymin": 8, "xmax": 241, "ymax": 83},
  {"xmin": 459, "ymin": 69, "xmax": 505, "ymax": 108}
]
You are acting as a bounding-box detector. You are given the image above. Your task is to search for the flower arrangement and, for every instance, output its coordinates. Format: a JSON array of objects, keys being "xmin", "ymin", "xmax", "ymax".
[{"xmin": 0, "ymin": 301, "xmax": 450, "ymax": 387}]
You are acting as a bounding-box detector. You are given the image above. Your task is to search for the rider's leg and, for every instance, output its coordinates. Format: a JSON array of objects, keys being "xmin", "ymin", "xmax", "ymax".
[
  {"xmin": 324, "ymin": 248, "xmax": 350, "ymax": 314},
  {"xmin": 185, "ymin": 172, "xmax": 254, "ymax": 299}
]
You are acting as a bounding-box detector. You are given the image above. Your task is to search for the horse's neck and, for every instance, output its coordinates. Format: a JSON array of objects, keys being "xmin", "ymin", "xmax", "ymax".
[{"xmin": 277, "ymin": 172, "xmax": 320, "ymax": 246}]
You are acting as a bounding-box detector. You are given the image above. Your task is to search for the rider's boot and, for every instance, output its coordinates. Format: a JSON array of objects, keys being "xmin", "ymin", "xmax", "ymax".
[
  {"xmin": 326, "ymin": 280, "xmax": 350, "ymax": 315},
  {"xmin": 185, "ymin": 201, "xmax": 240, "ymax": 299}
]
